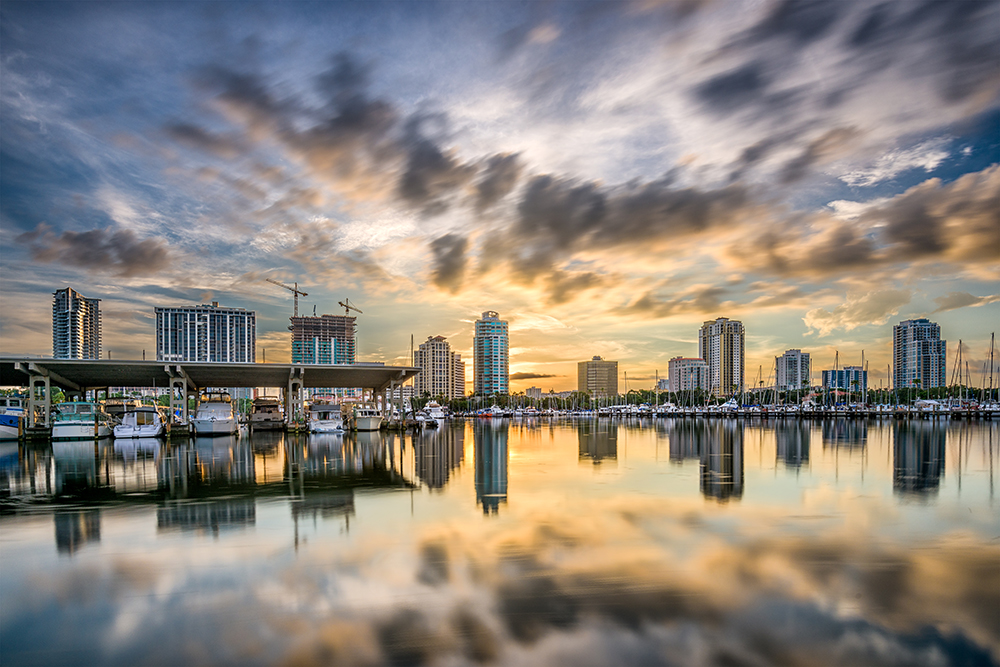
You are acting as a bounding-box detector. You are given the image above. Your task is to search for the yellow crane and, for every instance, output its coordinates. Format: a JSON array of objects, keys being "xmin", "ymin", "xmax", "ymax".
[
  {"xmin": 338, "ymin": 298, "xmax": 363, "ymax": 317},
  {"xmin": 266, "ymin": 278, "xmax": 308, "ymax": 318}
]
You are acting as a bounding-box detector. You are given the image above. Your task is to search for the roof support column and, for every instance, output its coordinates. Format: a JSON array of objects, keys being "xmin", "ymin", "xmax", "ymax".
[{"xmin": 287, "ymin": 366, "xmax": 305, "ymax": 429}]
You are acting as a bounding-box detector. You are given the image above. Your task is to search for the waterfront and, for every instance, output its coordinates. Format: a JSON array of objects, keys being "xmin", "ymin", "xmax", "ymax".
[{"xmin": 1, "ymin": 419, "xmax": 998, "ymax": 666}]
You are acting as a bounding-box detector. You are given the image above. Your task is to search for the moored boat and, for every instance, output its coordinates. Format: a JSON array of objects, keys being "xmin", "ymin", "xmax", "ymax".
[
  {"xmin": 308, "ymin": 401, "xmax": 344, "ymax": 432},
  {"xmin": 190, "ymin": 392, "xmax": 239, "ymax": 436},
  {"xmin": 0, "ymin": 396, "xmax": 26, "ymax": 441},
  {"xmin": 250, "ymin": 397, "xmax": 285, "ymax": 431},
  {"xmin": 114, "ymin": 405, "xmax": 166, "ymax": 439},
  {"xmin": 52, "ymin": 401, "xmax": 113, "ymax": 440},
  {"xmin": 352, "ymin": 404, "xmax": 383, "ymax": 431}
]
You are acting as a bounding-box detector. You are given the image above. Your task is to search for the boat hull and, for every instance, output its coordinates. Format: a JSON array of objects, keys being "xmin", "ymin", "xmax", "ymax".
[
  {"xmin": 113, "ymin": 424, "xmax": 165, "ymax": 439},
  {"xmin": 0, "ymin": 414, "xmax": 22, "ymax": 440},
  {"xmin": 354, "ymin": 416, "xmax": 382, "ymax": 431},
  {"xmin": 190, "ymin": 418, "xmax": 239, "ymax": 436},
  {"xmin": 310, "ymin": 419, "xmax": 344, "ymax": 433},
  {"xmin": 250, "ymin": 419, "xmax": 285, "ymax": 431},
  {"xmin": 52, "ymin": 422, "xmax": 112, "ymax": 440}
]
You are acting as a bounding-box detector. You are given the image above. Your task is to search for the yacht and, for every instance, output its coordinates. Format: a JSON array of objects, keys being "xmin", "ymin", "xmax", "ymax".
[
  {"xmin": 190, "ymin": 392, "xmax": 239, "ymax": 436},
  {"xmin": 352, "ymin": 404, "xmax": 383, "ymax": 431},
  {"xmin": 308, "ymin": 401, "xmax": 344, "ymax": 432},
  {"xmin": 250, "ymin": 397, "xmax": 285, "ymax": 431},
  {"xmin": 0, "ymin": 396, "xmax": 26, "ymax": 441},
  {"xmin": 424, "ymin": 401, "xmax": 447, "ymax": 420},
  {"xmin": 51, "ymin": 401, "xmax": 114, "ymax": 440},
  {"xmin": 114, "ymin": 405, "xmax": 166, "ymax": 439}
]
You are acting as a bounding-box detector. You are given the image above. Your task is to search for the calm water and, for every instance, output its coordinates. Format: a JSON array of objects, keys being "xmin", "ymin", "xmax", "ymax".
[{"xmin": 1, "ymin": 419, "xmax": 997, "ymax": 667}]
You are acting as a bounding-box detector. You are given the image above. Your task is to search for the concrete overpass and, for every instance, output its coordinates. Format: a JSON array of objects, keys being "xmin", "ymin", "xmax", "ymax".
[{"xmin": 0, "ymin": 357, "xmax": 420, "ymax": 427}]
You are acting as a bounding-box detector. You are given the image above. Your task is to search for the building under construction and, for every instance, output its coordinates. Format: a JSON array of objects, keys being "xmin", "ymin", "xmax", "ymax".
[{"xmin": 290, "ymin": 314, "xmax": 356, "ymax": 365}]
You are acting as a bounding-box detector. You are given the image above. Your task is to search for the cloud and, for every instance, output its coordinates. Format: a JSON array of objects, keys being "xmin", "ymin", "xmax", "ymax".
[
  {"xmin": 839, "ymin": 138, "xmax": 951, "ymax": 187},
  {"xmin": 475, "ymin": 153, "xmax": 523, "ymax": 212},
  {"xmin": 510, "ymin": 372, "xmax": 558, "ymax": 380},
  {"xmin": 429, "ymin": 234, "xmax": 468, "ymax": 293},
  {"xmin": 16, "ymin": 223, "xmax": 172, "ymax": 277},
  {"xmin": 932, "ymin": 292, "xmax": 1000, "ymax": 313},
  {"xmin": 804, "ymin": 289, "xmax": 912, "ymax": 336}
]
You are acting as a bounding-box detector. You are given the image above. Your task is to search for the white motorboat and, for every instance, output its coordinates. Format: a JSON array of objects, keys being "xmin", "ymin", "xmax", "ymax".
[
  {"xmin": 114, "ymin": 405, "xmax": 166, "ymax": 439},
  {"xmin": 250, "ymin": 397, "xmax": 285, "ymax": 431},
  {"xmin": 0, "ymin": 396, "xmax": 26, "ymax": 440},
  {"xmin": 424, "ymin": 401, "xmax": 447, "ymax": 420},
  {"xmin": 308, "ymin": 401, "xmax": 344, "ymax": 432},
  {"xmin": 352, "ymin": 404, "xmax": 383, "ymax": 431},
  {"xmin": 51, "ymin": 401, "xmax": 113, "ymax": 440},
  {"xmin": 190, "ymin": 392, "xmax": 239, "ymax": 436}
]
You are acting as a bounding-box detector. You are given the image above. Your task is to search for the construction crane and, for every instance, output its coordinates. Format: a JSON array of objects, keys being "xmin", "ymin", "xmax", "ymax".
[
  {"xmin": 338, "ymin": 298, "xmax": 363, "ymax": 317},
  {"xmin": 266, "ymin": 278, "xmax": 308, "ymax": 318}
]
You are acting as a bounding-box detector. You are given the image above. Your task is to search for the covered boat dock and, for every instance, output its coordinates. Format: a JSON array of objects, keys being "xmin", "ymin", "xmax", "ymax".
[{"xmin": 0, "ymin": 357, "xmax": 420, "ymax": 428}]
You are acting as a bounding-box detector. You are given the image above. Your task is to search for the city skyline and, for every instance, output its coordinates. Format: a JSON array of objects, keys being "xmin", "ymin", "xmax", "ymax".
[{"xmin": 2, "ymin": 1, "xmax": 999, "ymax": 392}]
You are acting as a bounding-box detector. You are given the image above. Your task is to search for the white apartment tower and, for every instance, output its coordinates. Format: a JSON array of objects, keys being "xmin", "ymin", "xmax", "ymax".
[
  {"xmin": 776, "ymin": 349, "xmax": 811, "ymax": 391},
  {"xmin": 698, "ymin": 317, "xmax": 745, "ymax": 396},
  {"xmin": 155, "ymin": 302, "xmax": 256, "ymax": 363},
  {"xmin": 52, "ymin": 287, "xmax": 102, "ymax": 359},
  {"xmin": 893, "ymin": 319, "xmax": 946, "ymax": 389},
  {"xmin": 473, "ymin": 311, "xmax": 509, "ymax": 395},
  {"xmin": 668, "ymin": 357, "xmax": 710, "ymax": 393},
  {"xmin": 413, "ymin": 335, "xmax": 466, "ymax": 400}
]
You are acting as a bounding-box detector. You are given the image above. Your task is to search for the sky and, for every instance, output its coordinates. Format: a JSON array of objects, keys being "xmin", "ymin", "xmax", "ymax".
[{"xmin": 1, "ymin": 0, "xmax": 999, "ymax": 393}]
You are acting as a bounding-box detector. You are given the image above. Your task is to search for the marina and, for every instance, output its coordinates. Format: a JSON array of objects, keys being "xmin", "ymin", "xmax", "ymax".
[{"xmin": 0, "ymin": 418, "xmax": 996, "ymax": 666}]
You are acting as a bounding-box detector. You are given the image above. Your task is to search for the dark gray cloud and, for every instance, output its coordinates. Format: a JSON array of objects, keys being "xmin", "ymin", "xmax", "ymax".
[
  {"xmin": 475, "ymin": 153, "xmax": 523, "ymax": 212},
  {"xmin": 163, "ymin": 123, "xmax": 244, "ymax": 159},
  {"xmin": 695, "ymin": 61, "xmax": 771, "ymax": 113},
  {"xmin": 398, "ymin": 116, "xmax": 478, "ymax": 215},
  {"xmin": 510, "ymin": 372, "xmax": 557, "ymax": 381},
  {"xmin": 746, "ymin": 0, "xmax": 844, "ymax": 45},
  {"xmin": 620, "ymin": 285, "xmax": 730, "ymax": 318},
  {"xmin": 932, "ymin": 292, "xmax": 1000, "ymax": 314},
  {"xmin": 17, "ymin": 223, "xmax": 171, "ymax": 277},
  {"xmin": 429, "ymin": 234, "xmax": 468, "ymax": 293}
]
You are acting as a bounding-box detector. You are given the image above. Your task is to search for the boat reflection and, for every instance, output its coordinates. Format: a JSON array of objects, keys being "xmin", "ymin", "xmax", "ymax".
[
  {"xmin": 893, "ymin": 420, "xmax": 946, "ymax": 496},
  {"xmin": 475, "ymin": 421, "xmax": 508, "ymax": 514}
]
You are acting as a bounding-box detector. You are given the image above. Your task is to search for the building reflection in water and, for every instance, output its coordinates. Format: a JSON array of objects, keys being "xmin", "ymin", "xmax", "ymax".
[
  {"xmin": 893, "ymin": 420, "xmax": 946, "ymax": 496},
  {"xmin": 578, "ymin": 421, "xmax": 617, "ymax": 464},
  {"xmin": 415, "ymin": 425, "xmax": 465, "ymax": 489},
  {"xmin": 474, "ymin": 421, "xmax": 508, "ymax": 515},
  {"xmin": 667, "ymin": 419, "xmax": 707, "ymax": 463},
  {"xmin": 775, "ymin": 421, "xmax": 810, "ymax": 469},
  {"xmin": 54, "ymin": 510, "xmax": 101, "ymax": 554},
  {"xmin": 157, "ymin": 498, "xmax": 256, "ymax": 536},
  {"xmin": 700, "ymin": 420, "xmax": 744, "ymax": 502},
  {"xmin": 822, "ymin": 419, "xmax": 867, "ymax": 449},
  {"xmin": 52, "ymin": 441, "xmax": 102, "ymax": 495}
]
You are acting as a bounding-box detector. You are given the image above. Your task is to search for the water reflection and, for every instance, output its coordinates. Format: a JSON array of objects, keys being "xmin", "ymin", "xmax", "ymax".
[
  {"xmin": 894, "ymin": 420, "xmax": 946, "ymax": 496},
  {"xmin": 822, "ymin": 419, "xmax": 868, "ymax": 449},
  {"xmin": 775, "ymin": 420, "xmax": 811, "ymax": 468},
  {"xmin": 667, "ymin": 419, "xmax": 707, "ymax": 462},
  {"xmin": 475, "ymin": 421, "xmax": 508, "ymax": 514},
  {"xmin": 54, "ymin": 510, "xmax": 100, "ymax": 554},
  {"xmin": 577, "ymin": 421, "xmax": 617, "ymax": 464},
  {"xmin": 414, "ymin": 424, "xmax": 464, "ymax": 489},
  {"xmin": 700, "ymin": 421, "xmax": 743, "ymax": 502}
]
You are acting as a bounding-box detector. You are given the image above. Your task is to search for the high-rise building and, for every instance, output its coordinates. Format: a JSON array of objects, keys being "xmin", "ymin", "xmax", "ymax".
[
  {"xmin": 290, "ymin": 314, "xmax": 356, "ymax": 365},
  {"xmin": 893, "ymin": 319, "xmax": 946, "ymax": 389},
  {"xmin": 577, "ymin": 356, "xmax": 618, "ymax": 396},
  {"xmin": 52, "ymin": 288, "xmax": 102, "ymax": 359},
  {"xmin": 413, "ymin": 335, "xmax": 465, "ymax": 400},
  {"xmin": 698, "ymin": 317, "xmax": 745, "ymax": 396},
  {"xmin": 155, "ymin": 302, "xmax": 256, "ymax": 362},
  {"xmin": 776, "ymin": 349, "xmax": 811, "ymax": 391},
  {"xmin": 668, "ymin": 357, "xmax": 710, "ymax": 393},
  {"xmin": 821, "ymin": 366, "xmax": 868, "ymax": 395},
  {"xmin": 473, "ymin": 311, "xmax": 508, "ymax": 395}
]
